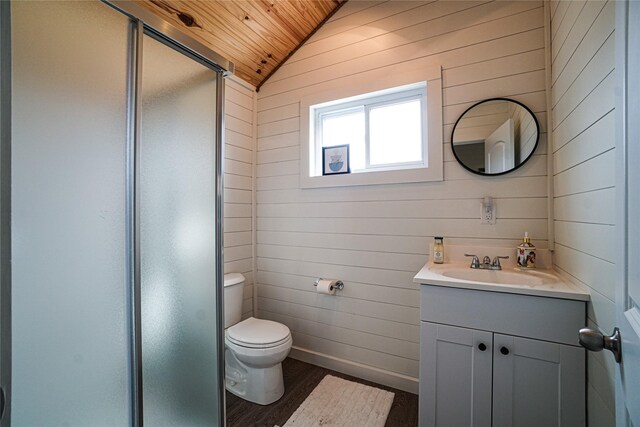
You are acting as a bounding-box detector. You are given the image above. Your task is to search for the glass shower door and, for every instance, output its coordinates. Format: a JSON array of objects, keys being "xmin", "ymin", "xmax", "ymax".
[
  {"xmin": 139, "ymin": 33, "xmax": 220, "ymax": 426},
  {"xmin": 11, "ymin": 2, "xmax": 131, "ymax": 425}
]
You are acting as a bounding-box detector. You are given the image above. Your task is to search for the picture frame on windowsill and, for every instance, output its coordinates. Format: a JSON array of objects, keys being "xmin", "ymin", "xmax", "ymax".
[{"xmin": 322, "ymin": 144, "xmax": 350, "ymax": 175}]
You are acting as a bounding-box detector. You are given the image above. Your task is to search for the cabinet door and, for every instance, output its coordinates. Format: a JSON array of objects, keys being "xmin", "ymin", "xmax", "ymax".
[
  {"xmin": 420, "ymin": 322, "xmax": 493, "ymax": 427},
  {"xmin": 492, "ymin": 334, "xmax": 585, "ymax": 427}
]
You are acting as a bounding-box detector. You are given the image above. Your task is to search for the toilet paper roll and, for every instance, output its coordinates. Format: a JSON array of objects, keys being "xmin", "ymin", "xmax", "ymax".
[{"xmin": 316, "ymin": 279, "xmax": 337, "ymax": 295}]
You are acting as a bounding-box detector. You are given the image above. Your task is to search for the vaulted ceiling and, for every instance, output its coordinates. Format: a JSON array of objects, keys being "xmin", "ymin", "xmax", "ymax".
[{"xmin": 138, "ymin": 0, "xmax": 346, "ymax": 88}]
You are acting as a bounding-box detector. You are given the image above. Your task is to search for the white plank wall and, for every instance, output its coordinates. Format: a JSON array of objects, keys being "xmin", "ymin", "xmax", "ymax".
[
  {"xmin": 550, "ymin": 1, "xmax": 616, "ymax": 425},
  {"xmin": 256, "ymin": 0, "xmax": 548, "ymax": 392},
  {"xmin": 224, "ymin": 76, "xmax": 255, "ymax": 320}
]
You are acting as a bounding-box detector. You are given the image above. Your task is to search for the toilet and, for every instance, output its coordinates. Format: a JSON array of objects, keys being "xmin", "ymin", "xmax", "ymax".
[{"xmin": 224, "ymin": 273, "xmax": 292, "ymax": 405}]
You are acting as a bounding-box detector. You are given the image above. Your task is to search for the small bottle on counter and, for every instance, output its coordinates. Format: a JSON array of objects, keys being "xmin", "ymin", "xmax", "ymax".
[
  {"xmin": 433, "ymin": 237, "xmax": 445, "ymax": 264},
  {"xmin": 517, "ymin": 232, "xmax": 536, "ymax": 268}
]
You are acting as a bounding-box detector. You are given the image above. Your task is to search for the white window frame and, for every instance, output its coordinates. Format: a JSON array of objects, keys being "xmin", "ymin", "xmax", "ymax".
[
  {"xmin": 313, "ymin": 85, "xmax": 427, "ymax": 174},
  {"xmin": 300, "ymin": 66, "xmax": 443, "ymax": 189}
]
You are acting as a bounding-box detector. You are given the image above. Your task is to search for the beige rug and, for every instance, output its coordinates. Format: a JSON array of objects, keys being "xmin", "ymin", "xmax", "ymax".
[{"xmin": 279, "ymin": 374, "xmax": 395, "ymax": 427}]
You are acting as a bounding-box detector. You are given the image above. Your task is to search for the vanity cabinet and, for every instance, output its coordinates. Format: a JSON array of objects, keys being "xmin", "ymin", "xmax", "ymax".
[{"xmin": 419, "ymin": 284, "xmax": 586, "ymax": 427}]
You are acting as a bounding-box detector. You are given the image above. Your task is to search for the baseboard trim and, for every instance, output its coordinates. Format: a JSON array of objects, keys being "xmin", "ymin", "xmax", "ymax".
[{"xmin": 288, "ymin": 346, "xmax": 419, "ymax": 395}]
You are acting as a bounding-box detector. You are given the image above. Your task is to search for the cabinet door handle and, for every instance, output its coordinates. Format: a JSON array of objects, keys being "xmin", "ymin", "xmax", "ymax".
[
  {"xmin": 478, "ymin": 343, "xmax": 487, "ymax": 351},
  {"xmin": 500, "ymin": 346, "xmax": 510, "ymax": 355}
]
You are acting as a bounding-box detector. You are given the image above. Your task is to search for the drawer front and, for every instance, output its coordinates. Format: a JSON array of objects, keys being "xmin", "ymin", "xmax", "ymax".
[{"xmin": 420, "ymin": 285, "xmax": 585, "ymax": 346}]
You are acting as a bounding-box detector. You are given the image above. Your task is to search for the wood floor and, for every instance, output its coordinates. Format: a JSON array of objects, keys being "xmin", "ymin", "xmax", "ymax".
[{"xmin": 226, "ymin": 358, "xmax": 418, "ymax": 427}]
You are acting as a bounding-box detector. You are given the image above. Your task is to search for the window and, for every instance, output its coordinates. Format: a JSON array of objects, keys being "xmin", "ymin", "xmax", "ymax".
[
  {"xmin": 314, "ymin": 84, "xmax": 426, "ymax": 173},
  {"xmin": 300, "ymin": 67, "xmax": 443, "ymax": 188}
]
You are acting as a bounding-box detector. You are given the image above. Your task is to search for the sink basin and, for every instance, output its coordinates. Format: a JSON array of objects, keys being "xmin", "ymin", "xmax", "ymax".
[
  {"xmin": 414, "ymin": 261, "xmax": 590, "ymax": 301},
  {"xmin": 439, "ymin": 267, "xmax": 558, "ymax": 287}
]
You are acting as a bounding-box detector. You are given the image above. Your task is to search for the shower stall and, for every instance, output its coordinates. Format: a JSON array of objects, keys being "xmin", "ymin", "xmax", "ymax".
[{"xmin": 0, "ymin": 1, "xmax": 231, "ymax": 425}]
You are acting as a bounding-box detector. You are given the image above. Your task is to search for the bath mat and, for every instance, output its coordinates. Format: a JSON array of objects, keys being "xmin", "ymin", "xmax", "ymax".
[{"xmin": 278, "ymin": 374, "xmax": 394, "ymax": 427}]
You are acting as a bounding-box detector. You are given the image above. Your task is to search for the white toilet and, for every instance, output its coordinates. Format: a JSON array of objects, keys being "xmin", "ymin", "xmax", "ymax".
[{"xmin": 224, "ymin": 273, "xmax": 292, "ymax": 405}]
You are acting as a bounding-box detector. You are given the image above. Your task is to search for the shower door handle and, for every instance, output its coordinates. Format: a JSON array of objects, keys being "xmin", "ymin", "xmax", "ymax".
[{"xmin": 0, "ymin": 386, "xmax": 5, "ymax": 420}]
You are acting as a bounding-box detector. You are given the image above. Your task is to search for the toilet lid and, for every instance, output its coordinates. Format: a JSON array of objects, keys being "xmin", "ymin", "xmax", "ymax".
[
  {"xmin": 223, "ymin": 273, "xmax": 245, "ymax": 287},
  {"xmin": 227, "ymin": 317, "xmax": 291, "ymax": 348}
]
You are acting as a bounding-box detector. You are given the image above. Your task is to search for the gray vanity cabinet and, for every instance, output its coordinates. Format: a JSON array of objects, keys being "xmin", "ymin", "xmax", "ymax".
[{"xmin": 419, "ymin": 284, "xmax": 586, "ymax": 427}]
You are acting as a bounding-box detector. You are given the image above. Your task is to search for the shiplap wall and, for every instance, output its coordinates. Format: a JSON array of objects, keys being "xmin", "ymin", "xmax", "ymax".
[
  {"xmin": 224, "ymin": 75, "xmax": 255, "ymax": 320},
  {"xmin": 549, "ymin": 1, "xmax": 615, "ymax": 425},
  {"xmin": 256, "ymin": 0, "xmax": 548, "ymax": 392}
]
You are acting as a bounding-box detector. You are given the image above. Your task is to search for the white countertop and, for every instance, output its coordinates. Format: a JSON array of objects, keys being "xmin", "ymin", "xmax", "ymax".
[{"xmin": 414, "ymin": 261, "xmax": 590, "ymax": 301}]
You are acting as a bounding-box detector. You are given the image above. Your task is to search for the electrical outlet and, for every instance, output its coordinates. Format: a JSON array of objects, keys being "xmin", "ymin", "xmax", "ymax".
[{"xmin": 480, "ymin": 201, "xmax": 496, "ymax": 225}]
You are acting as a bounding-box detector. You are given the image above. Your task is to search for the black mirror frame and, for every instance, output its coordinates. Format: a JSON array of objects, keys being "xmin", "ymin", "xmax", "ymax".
[{"xmin": 450, "ymin": 97, "xmax": 540, "ymax": 177}]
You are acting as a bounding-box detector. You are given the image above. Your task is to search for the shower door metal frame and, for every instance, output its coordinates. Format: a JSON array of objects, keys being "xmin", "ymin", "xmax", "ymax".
[
  {"xmin": 0, "ymin": 1, "xmax": 11, "ymax": 426},
  {"xmin": 122, "ymin": 13, "xmax": 230, "ymax": 427},
  {"xmin": 109, "ymin": 0, "xmax": 234, "ymax": 76},
  {"xmin": 129, "ymin": 20, "xmax": 144, "ymax": 426}
]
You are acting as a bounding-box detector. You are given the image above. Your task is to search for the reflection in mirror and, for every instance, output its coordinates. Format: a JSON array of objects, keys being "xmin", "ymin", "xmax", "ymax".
[{"xmin": 451, "ymin": 98, "xmax": 539, "ymax": 176}]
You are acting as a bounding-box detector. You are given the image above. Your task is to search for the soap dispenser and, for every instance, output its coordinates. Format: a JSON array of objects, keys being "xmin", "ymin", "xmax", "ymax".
[{"xmin": 517, "ymin": 232, "xmax": 536, "ymax": 268}]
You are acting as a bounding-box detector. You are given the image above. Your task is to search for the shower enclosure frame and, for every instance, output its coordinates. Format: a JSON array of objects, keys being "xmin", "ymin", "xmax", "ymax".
[
  {"xmin": 0, "ymin": 1, "xmax": 233, "ymax": 425},
  {"xmin": 0, "ymin": 2, "xmax": 11, "ymax": 426}
]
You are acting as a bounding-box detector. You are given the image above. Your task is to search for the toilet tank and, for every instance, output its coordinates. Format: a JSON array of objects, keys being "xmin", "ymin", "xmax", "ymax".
[{"xmin": 223, "ymin": 273, "xmax": 245, "ymax": 328}]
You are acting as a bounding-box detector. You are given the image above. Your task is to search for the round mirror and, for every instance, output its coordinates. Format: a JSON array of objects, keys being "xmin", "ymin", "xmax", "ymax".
[{"xmin": 451, "ymin": 98, "xmax": 539, "ymax": 176}]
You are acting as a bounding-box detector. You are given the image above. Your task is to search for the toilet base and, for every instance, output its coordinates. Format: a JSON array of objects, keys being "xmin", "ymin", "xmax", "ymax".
[{"xmin": 225, "ymin": 348, "xmax": 285, "ymax": 405}]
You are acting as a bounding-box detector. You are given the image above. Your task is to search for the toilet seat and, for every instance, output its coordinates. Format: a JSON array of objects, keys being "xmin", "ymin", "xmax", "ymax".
[
  {"xmin": 226, "ymin": 334, "xmax": 291, "ymax": 349},
  {"xmin": 227, "ymin": 317, "xmax": 291, "ymax": 349}
]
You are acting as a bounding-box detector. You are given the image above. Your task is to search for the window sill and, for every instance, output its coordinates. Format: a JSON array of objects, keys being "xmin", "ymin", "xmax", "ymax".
[{"xmin": 300, "ymin": 165, "xmax": 442, "ymax": 189}]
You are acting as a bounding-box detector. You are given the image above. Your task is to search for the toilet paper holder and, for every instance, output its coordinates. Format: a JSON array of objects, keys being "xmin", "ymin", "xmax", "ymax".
[{"xmin": 313, "ymin": 278, "xmax": 344, "ymax": 290}]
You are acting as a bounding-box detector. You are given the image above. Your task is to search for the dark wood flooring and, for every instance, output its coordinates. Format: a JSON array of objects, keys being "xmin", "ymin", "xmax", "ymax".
[{"xmin": 226, "ymin": 357, "xmax": 418, "ymax": 427}]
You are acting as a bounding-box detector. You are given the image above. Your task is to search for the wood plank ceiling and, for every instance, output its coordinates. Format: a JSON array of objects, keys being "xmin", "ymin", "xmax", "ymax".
[{"xmin": 137, "ymin": 0, "xmax": 346, "ymax": 88}]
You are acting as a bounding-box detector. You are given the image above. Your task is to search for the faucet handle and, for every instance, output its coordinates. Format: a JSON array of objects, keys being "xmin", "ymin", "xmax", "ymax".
[
  {"xmin": 464, "ymin": 254, "xmax": 480, "ymax": 269},
  {"xmin": 492, "ymin": 255, "xmax": 509, "ymax": 268}
]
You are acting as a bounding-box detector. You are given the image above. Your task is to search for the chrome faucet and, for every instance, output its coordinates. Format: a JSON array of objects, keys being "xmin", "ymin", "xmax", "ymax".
[
  {"xmin": 465, "ymin": 254, "xmax": 481, "ymax": 268},
  {"xmin": 465, "ymin": 254, "xmax": 509, "ymax": 270}
]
